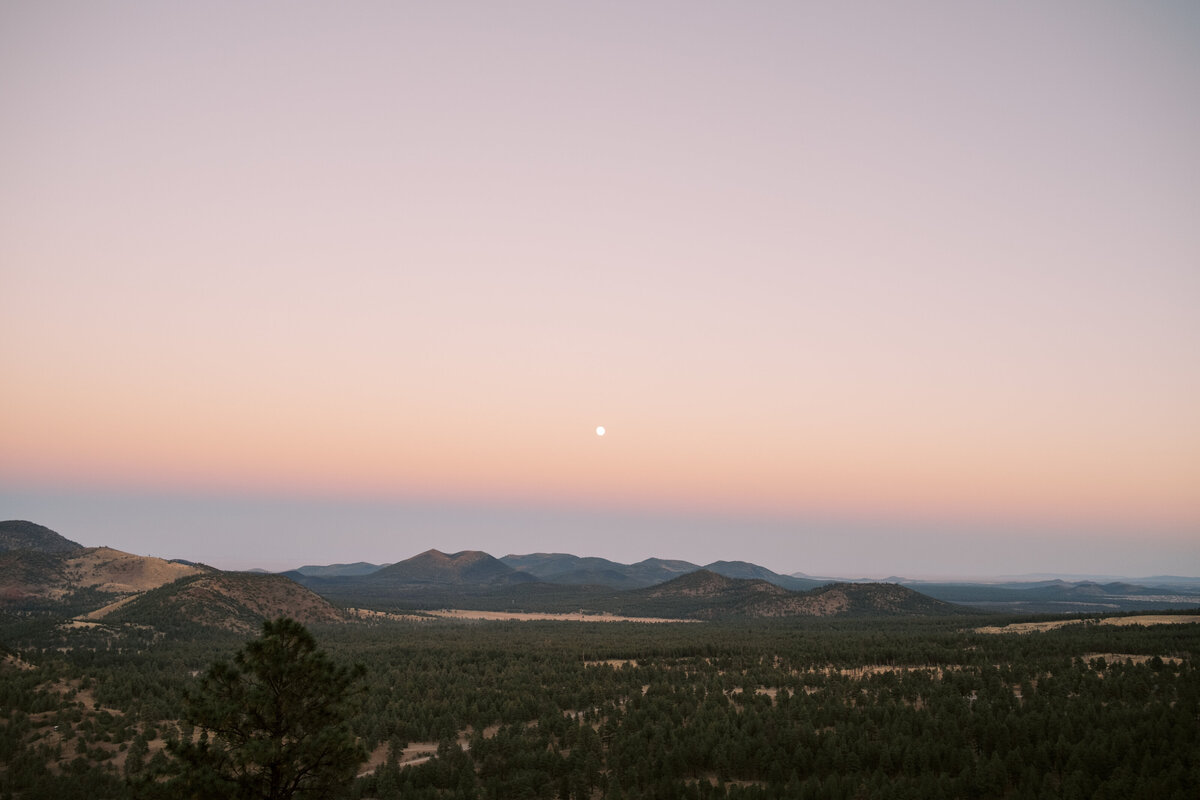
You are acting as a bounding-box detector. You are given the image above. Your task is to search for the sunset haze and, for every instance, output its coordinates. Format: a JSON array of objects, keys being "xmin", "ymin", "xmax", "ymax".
[{"xmin": 2, "ymin": 1, "xmax": 1197, "ymax": 575}]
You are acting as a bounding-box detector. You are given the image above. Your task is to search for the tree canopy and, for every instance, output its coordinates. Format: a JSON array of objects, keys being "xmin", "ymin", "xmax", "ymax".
[{"xmin": 169, "ymin": 618, "xmax": 366, "ymax": 800}]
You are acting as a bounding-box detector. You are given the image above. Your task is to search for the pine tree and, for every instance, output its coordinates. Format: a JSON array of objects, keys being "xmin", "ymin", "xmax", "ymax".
[
  {"xmin": 124, "ymin": 733, "xmax": 148, "ymax": 778},
  {"xmin": 168, "ymin": 618, "xmax": 367, "ymax": 800}
]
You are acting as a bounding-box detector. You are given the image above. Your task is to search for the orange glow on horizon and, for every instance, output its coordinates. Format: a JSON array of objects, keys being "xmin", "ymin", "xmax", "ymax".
[
  {"xmin": 2, "ymin": 2, "xmax": 1197, "ymax": 571},
  {"xmin": 3, "ymin": 376, "xmax": 1196, "ymax": 534}
]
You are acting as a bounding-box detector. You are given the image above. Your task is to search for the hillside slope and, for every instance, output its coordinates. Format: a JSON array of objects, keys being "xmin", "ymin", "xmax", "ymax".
[
  {"xmin": 0, "ymin": 546, "xmax": 208, "ymax": 613},
  {"xmin": 106, "ymin": 573, "xmax": 346, "ymax": 633},
  {"xmin": 0, "ymin": 520, "xmax": 83, "ymax": 554},
  {"xmin": 617, "ymin": 570, "xmax": 963, "ymax": 619},
  {"xmin": 702, "ymin": 560, "xmax": 824, "ymax": 591}
]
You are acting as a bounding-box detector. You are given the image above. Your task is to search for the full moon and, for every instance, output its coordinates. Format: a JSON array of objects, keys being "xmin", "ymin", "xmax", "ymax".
[{"xmin": 595, "ymin": 426, "xmax": 606, "ymax": 437}]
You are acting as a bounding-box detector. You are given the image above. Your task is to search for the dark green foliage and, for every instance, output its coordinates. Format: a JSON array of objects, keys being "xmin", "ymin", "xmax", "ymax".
[
  {"xmin": 362, "ymin": 549, "xmax": 534, "ymax": 587},
  {"xmin": 2, "ymin": 612, "xmax": 1198, "ymax": 799},
  {"xmin": 168, "ymin": 618, "xmax": 367, "ymax": 800},
  {"xmin": 104, "ymin": 572, "xmax": 340, "ymax": 634},
  {"xmin": 0, "ymin": 519, "xmax": 84, "ymax": 553}
]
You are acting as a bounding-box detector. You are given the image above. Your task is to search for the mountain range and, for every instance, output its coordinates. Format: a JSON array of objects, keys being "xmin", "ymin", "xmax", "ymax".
[
  {"xmin": 3, "ymin": 520, "xmax": 1199, "ymax": 634},
  {"xmin": 0, "ymin": 522, "xmax": 966, "ymax": 628},
  {"xmin": 290, "ymin": 552, "xmax": 824, "ymax": 591},
  {"xmin": 279, "ymin": 548, "xmax": 961, "ymax": 618},
  {"xmin": 283, "ymin": 548, "xmax": 1200, "ymax": 614}
]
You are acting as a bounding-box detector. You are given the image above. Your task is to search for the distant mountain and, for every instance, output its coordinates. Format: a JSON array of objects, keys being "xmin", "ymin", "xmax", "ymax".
[
  {"xmin": 501, "ymin": 552, "xmax": 596, "ymax": 576},
  {"xmin": 799, "ymin": 583, "xmax": 965, "ymax": 617},
  {"xmin": 291, "ymin": 562, "xmax": 389, "ymax": 578},
  {"xmin": 648, "ymin": 570, "xmax": 772, "ymax": 598},
  {"xmin": 904, "ymin": 579, "xmax": 1200, "ymax": 613},
  {"xmin": 367, "ymin": 549, "xmax": 535, "ymax": 587},
  {"xmin": 628, "ymin": 558, "xmax": 703, "ymax": 585},
  {"xmin": 789, "ymin": 571, "xmax": 902, "ymax": 585},
  {"xmin": 1137, "ymin": 576, "xmax": 1200, "ymax": 590},
  {"xmin": 294, "ymin": 552, "xmax": 966, "ymax": 619},
  {"xmin": 702, "ymin": 560, "xmax": 824, "ymax": 591},
  {"xmin": 502, "ymin": 553, "xmax": 703, "ymax": 589},
  {"xmin": 638, "ymin": 557, "xmax": 699, "ymax": 574},
  {"xmin": 287, "ymin": 549, "xmax": 541, "ymax": 609},
  {"xmin": 543, "ymin": 567, "xmax": 643, "ymax": 589},
  {"xmin": 0, "ymin": 520, "xmax": 83, "ymax": 554},
  {"xmin": 105, "ymin": 572, "xmax": 346, "ymax": 633},
  {"xmin": 501, "ymin": 553, "xmax": 644, "ymax": 588},
  {"xmin": 502, "ymin": 553, "xmax": 829, "ymax": 591},
  {"xmin": 776, "ymin": 571, "xmax": 1200, "ymax": 612},
  {"xmin": 9, "ymin": 519, "xmax": 1195, "ymax": 622},
  {"xmin": 982, "ymin": 573, "xmax": 1200, "ymax": 587},
  {"xmin": 616, "ymin": 570, "xmax": 962, "ymax": 620}
]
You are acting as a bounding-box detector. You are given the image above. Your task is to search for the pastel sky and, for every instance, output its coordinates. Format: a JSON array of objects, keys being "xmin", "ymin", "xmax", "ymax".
[{"xmin": 2, "ymin": 2, "xmax": 1198, "ymax": 577}]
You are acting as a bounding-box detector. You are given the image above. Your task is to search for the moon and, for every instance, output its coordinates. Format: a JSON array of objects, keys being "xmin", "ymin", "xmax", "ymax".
[{"xmin": 595, "ymin": 426, "xmax": 606, "ymax": 437}]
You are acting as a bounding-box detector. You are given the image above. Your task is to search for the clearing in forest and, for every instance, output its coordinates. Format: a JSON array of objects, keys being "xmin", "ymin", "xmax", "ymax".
[
  {"xmin": 423, "ymin": 609, "xmax": 697, "ymax": 623},
  {"xmin": 975, "ymin": 614, "xmax": 1200, "ymax": 634}
]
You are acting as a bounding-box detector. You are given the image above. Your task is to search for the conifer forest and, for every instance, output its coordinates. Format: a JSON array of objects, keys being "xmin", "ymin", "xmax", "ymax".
[{"xmin": 1, "ymin": 613, "xmax": 1197, "ymax": 799}]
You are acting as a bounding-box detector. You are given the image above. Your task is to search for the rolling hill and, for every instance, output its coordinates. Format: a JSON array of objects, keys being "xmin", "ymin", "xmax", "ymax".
[
  {"xmin": 0, "ymin": 520, "xmax": 84, "ymax": 554},
  {"xmin": 501, "ymin": 553, "xmax": 701, "ymax": 589},
  {"xmin": 615, "ymin": 570, "xmax": 964, "ymax": 619},
  {"xmin": 289, "ymin": 549, "xmax": 542, "ymax": 608},
  {"xmin": 0, "ymin": 526, "xmax": 345, "ymax": 633},
  {"xmin": 104, "ymin": 572, "xmax": 346, "ymax": 633},
  {"xmin": 701, "ymin": 560, "xmax": 824, "ymax": 591},
  {"xmin": 499, "ymin": 553, "xmax": 820, "ymax": 590},
  {"xmin": 291, "ymin": 561, "xmax": 389, "ymax": 577},
  {"xmin": 0, "ymin": 545, "xmax": 209, "ymax": 614},
  {"xmin": 366, "ymin": 549, "xmax": 536, "ymax": 586}
]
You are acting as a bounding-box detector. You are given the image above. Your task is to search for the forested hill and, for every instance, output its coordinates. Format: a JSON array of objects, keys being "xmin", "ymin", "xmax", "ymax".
[
  {"xmin": 500, "ymin": 553, "xmax": 701, "ymax": 589},
  {"xmin": 700, "ymin": 560, "xmax": 824, "ymax": 591},
  {"xmin": 0, "ymin": 534, "xmax": 341, "ymax": 634},
  {"xmin": 613, "ymin": 570, "xmax": 966, "ymax": 619},
  {"xmin": 0, "ymin": 546, "xmax": 207, "ymax": 616},
  {"xmin": 363, "ymin": 549, "xmax": 537, "ymax": 587},
  {"xmin": 106, "ymin": 572, "xmax": 347, "ymax": 633},
  {"xmin": 498, "ymin": 553, "xmax": 819, "ymax": 590},
  {"xmin": 0, "ymin": 520, "xmax": 83, "ymax": 554},
  {"xmin": 291, "ymin": 561, "xmax": 388, "ymax": 577}
]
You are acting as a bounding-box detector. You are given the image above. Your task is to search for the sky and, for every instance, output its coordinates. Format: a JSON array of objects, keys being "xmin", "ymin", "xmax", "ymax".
[{"xmin": 2, "ymin": 2, "xmax": 1198, "ymax": 578}]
